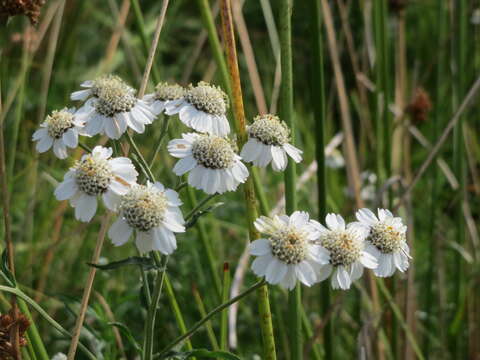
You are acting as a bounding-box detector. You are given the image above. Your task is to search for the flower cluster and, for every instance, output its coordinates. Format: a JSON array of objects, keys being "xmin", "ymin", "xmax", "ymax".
[
  {"xmin": 33, "ymin": 73, "xmax": 409, "ymax": 293},
  {"xmin": 249, "ymin": 208, "xmax": 410, "ymax": 290}
]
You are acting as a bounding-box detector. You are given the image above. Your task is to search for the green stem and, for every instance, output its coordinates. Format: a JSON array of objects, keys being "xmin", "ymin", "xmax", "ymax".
[
  {"xmin": 148, "ymin": 115, "xmax": 170, "ymax": 168},
  {"xmin": 220, "ymin": 263, "xmax": 230, "ymax": 350},
  {"xmin": 185, "ymin": 194, "xmax": 219, "ymax": 221},
  {"xmin": 279, "ymin": 1, "xmax": 301, "ymax": 359},
  {"xmin": 192, "ymin": 287, "xmax": 220, "ymax": 350},
  {"xmin": 310, "ymin": 0, "xmax": 330, "ymax": 358},
  {"xmin": 17, "ymin": 300, "xmax": 49, "ymax": 360},
  {"xmin": 219, "ymin": 1, "xmax": 276, "ymax": 358},
  {"xmin": 158, "ymin": 280, "xmax": 266, "ymax": 357},
  {"xmin": 126, "ymin": 131, "xmax": 156, "ymax": 181},
  {"xmin": 144, "ymin": 256, "xmax": 169, "ymax": 360}
]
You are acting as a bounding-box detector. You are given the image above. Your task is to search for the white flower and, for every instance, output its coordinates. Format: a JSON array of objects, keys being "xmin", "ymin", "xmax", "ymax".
[
  {"xmin": 32, "ymin": 108, "xmax": 85, "ymax": 159},
  {"xmin": 249, "ymin": 211, "xmax": 330, "ymax": 290},
  {"xmin": 311, "ymin": 214, "xmax": 378, "ymax": 290},
  {"xmin": 165, "ymin": 81, "xmax": 230, "ymax": 136},
  {"xmin": 54, "ymin": 146, "xmax": 138, "ymax": 222},
  {"xmin": 143, "ymin": 82, "xmax": 185, "ymax": 115},
  {"xmin": 71, "ymin": 75, "xmax": 157, "ymax": 139},
  {"xmin": 356, "ymin": 208, "xmax": 410, "ymax": 277},
  {"xmin": 108, "ymin": 182, "xmax": 185, "ymax": 254},
  {"xmin": 240, "ymin": 114, "xmax": 302, "ymax": 171},
  {"xmin": 168, "ymin": 133, "xmax": 248, "ymax": 194}
]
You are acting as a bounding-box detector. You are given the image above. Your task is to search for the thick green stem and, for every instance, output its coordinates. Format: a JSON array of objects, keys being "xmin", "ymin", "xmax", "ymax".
[
  {"xmin": 310, "ymin": 0, "xmax": 330, "ymax": 358},
  {"xmin": 219, "ymin": 1, "xmax": 276, "ymax": 358},
  {"xmin": 220, "ymin": 263, "xmax": 230, "ymax": 350},
  {"xmin": 279, "ymin": 1, "xmax": 301, "ymax": 359}
]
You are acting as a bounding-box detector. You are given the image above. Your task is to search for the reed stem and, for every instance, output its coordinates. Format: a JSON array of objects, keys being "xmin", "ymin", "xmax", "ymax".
[
  {"xmin": 309, "ymin": 0, "xmax": 330, "ymax": 357},
  {"xmin": 219, "ymin": 1, "xmax": 276, "ymax": 358}
]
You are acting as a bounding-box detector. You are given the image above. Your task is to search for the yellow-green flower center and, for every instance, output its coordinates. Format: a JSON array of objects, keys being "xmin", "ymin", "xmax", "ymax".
[
  {"xmin": 248, "ymin": 114, "xmax": 290, "ymax": 146},
  {"xmin": 45, "ymin": 109, "xmax": 74, "ymax": 139},
  {"xmin": 155, "ymin": 82, "xmax": 185, "ymax": 101},
  {"xmin": 192, "ymin": 135, "xmax": 236, "ymax": 169},
  {"xmin": 74, "ymin": 156, "xmax": 113, "ymax": 196},
  {"xmin": 185, "ymin": 81, "xmax": 228, "ymax": 116},
  {"xmin": 369, "ymin": 223, "xmax": 405, "ymax": 253},
  {"xmin": 321, "ymin": 230, "xmax": 362, "ymax": 267}
]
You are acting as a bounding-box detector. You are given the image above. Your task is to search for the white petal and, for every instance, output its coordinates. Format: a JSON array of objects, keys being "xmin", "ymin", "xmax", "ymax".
[
  {"xmin": 173, "ymin": 156, "xmax": 197, "ymax": 176},
  {"xmin": 333, "ymin": 266, "xmax": 351, "ymax": 290},
  {"xmin": 135, "ymin": 231, "xmax": 153, "ymax": 254},
  {"xmin": 283, "ymin": 143, "xmax": 303, "ymax": 163},
  {"xmin": 62, "ymin": 128, "xmax": 78, "ymax": 148},
  {"xmin": 240, "ymin": 139, "xmax": 261, "ymax": 162},
  {"xmin": 53, "ymin": 140, "xmax": 68, "ymax": 159},
  {"xmin": 249, "ymin": 239, "xmax": 271, "ymax": 256},
  {"xmin": 325, "ymin": 213, "xmax": 343, "ymax": 231},
  {"xmin": 152, "ymin": 226, "xmax": 177, "ymax": 255},
  {"xmin": 108, "ymin": 217, "xmax": 133, "ymax": 246},
  {"xmin": 271, "ymin": 146, "xmax": 287, "ymax": 171},
  {"xmin": 161, "ymin": 211, "xmax": 186, "ymax": 233},
  {"xmin": 360, "ymin": 251, "xmax": 378, "ymax": 269},
  {"xmin": 104, "ymin": 117, "xmax": 124, "ymax": 139},
  {"xmin": 75, "ymin": 194, "xmax": 98, "ymax": 222},
  {"xmin": 251, "ymin": 254, "xmax": 273, "ymax": 277},
  {"xmin": 349, "ymin": 261, "xmax": 364, "ymax": 281},
  {"xmin": 316, "ymin": 264, "xmax": 333, "ymax": 282},
  {"xmin": 280, "ymin": 266, "xmax": 298, "ymax": 290},
  {"xmin": 71, "ymin": 89, "xmax": 92, "ymax": 101},
  {"xmin": 295, "ymin": 261, "xmax": 316, "ymax": 286},
  {"xmin": 103, "ymin": 189, "xmax": 121, "ymax": 211},
  {"xmin": 109, "ymin": 179, "xmax": 130, "ymax": 195},
  {"xmin": 36, "ymin": 135, "xmax": 54, "ymax": 153},
  {"xmin": 374, "ymin": 253, "xmax": 395, "ymax": 277},
  {"xmin": 265, "ymin": 258, "xmax": 288, "ymax": 285},
  {"xmin": 32, "ymin": 128, "xmax": 47, "ymax": 141},
  {"xmin": 289, "ymin": 211, "xmax": 309, "ymax": 228},
  {"xmin": 308, "ymin": 244, "xmax": 330, "ymax": 265},
  {"xmin": 168, "ymin": 139, "xmax": 193, "ymax": 158},
  {"xmin": 54, "ymin": 178, "xmax": 78, "ymax": 200},
  {"xmin": 165, "ymin": 189, "xmax": 182, "ymax": 206}
]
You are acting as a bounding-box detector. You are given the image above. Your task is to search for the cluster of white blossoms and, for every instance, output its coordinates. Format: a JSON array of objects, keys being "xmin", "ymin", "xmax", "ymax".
[
  {"xmin": 33, "ymin": 74, "xmax": 409, "ymax": 289},
  {"xmin": 249, "ymin": 208, "xmax": 410, "ymax": 290}
]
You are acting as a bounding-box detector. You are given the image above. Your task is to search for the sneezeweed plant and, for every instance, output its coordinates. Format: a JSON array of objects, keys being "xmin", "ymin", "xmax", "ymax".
[
  {"xmin": 356, "ymin": 208, "xmax": 411, "ymax": 277},
  {"xmin": 70, "ymin": 74, "xmax": 158, "ymax": 139},
  {"xmin": 31, "ymin": 69, "xmax": 411, "ymax": 357},
  {"xmin": 108, "ymin": 181, "xmax": 185, "ymax": 254},
  {"xmin": 54, "ymin": 146, "xmax": 138, "ymax": 222},
  {"xmin": 32, "ymin": 108, "xmax": 85, "ymax": 159},
  {"xmin": 249, "ymin": 211, "xmax": 329, "ymax": 289},
  {"xmin": 241, "ymin": 114, "xmax": 303, "ymax": 171},
  {"xmin": 168, "ymin": 133, "xmax": 248, "ymax": 194},
  {"xmin": 166, "ymin": 81, "xmax": 231, "ymax": 136}
]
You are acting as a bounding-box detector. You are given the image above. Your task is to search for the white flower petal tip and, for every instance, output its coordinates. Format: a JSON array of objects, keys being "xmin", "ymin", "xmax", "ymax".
[
  {"xmin": 240, "ymin": 114, "xmax": 303, "ymax": 171},
  {"xmin": 108, "ymin": 183, "xmax": 184, "ymax": 255},
  {"xmin": 54, "ymin": 145, "xmax": 138, "ymax": 222},
  {"xmin": 168, "ymin": 133, "xmax": 248, "ymax": 195},
  {"xmin": 32, "ymin": 109, "xmax": 85, "ymax": 159},
  {"xmin": 355, "ymin": 208, "xmax": 410, "ymax": 277},
  {"xmin": 70, "ymin": 75, "xmax": 158, "ymax": 139},
  {"xmin": 249, "ymin": 211, "xmax": 327, "ymax": 290},
  {"xmin": 145, "ymin": 82, "xmax": 186, "ymax": 115},
  {"xmin": 172, "ymin": 82, "xmax": 230, "ymax": 136}
]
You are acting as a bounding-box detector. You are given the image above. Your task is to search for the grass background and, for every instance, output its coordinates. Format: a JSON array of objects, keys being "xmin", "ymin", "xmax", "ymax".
[{"xmin": 0, "ymin": 0, "xmax": 479, "ymax": 359}]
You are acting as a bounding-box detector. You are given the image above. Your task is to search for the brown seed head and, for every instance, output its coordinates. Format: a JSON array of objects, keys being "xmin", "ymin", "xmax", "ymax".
[
  {"xmin": 0, "ymin": 0, "xmax": 46, "ymax": 25},
  {"xmin": 407, "ymin": 87, "xmax": 432, "ymax": 123}
]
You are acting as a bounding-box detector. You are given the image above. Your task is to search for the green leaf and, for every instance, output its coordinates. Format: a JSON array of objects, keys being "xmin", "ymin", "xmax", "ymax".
[
  {"xmin": 159, "ymin": 349, "xmax": 241, "ymax": 360},
  {"xmin": 88, "ymin": 256, "xmax": 163, "ymax": 271},
  {"xmin": 186, "ymin": 202, "xmax": 224, "ymax": 229},
  {"xmin": 108, "ymin": 322, "xmax": 143, "ymax": 355},
  {"xmin": 1, "ymin": 249, "xmax": 16, "ymax": 286}
]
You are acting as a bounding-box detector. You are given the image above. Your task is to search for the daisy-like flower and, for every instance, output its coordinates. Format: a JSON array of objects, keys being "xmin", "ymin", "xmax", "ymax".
[
  {"xmin": 312, "ymin": 214, "xmax": 378, "ymax": 290},
  {"xmin": 166, "ymin": 81, "xmax": 230, "ymax": 136},
  {"xmin": 143, "ymin": 82, "xmax": 185, "ymax": 115},
  {"xmin": 249, "ymin": 211, "xmax": 330, "ymax": 290},
  {"xmin": 108, "ymin": 182, "xmax": 185, "ymax": 254},
  {"xmin": 240, "ymin": 114, "xmax": 302, "ymax": 171},
  {"xmin": 356, "ymin": 208, "xmax": 410, "ymax": 277},
  {"xmin": 70, "ymin": 75, "xmax": 157, "ymax": 139},
  {"xmin": 54, "ymin": 146, "xmax": 138, "ymax": 222},
  {"xmin": 168, "ymin": 133, "xmax": 248, "ymax": 194},
  {"xmin": 32, "ymin": 108, "xmax": 85, "ymax": 159}
]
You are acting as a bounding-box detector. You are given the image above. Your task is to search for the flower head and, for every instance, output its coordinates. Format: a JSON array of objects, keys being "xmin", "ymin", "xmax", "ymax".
[
  {"xmin": 249, "ymin": 211, "xmax": 329, "ymax": 290},
  {"xmin": 54, "ymin": 146, "xmax": 138, "ymax": 222},
  {"xmin": 168, "ymin": 133, "xmax": 248, "ymax": 194},
  {"xmin": 108, "ymin": 182, "xmax": 185, "ymax": 254},
  {"xmin": 70, "ymin": 75, "xmax": 157, "ymax": 139},
  {"xmin": 0, "ymin": 0, "xmax": 45, "ymax": 25},
  {"xmin": 240, "ymin": 114, "xmax": 302, "ymax": 171},
  {"xmin": 166, "ymin": 81, "xmax": 230, "ymax": 136},
  {"xmin": 144, "ymin": 82, "xmax": 186, "ymax": 114},
  {"xmin": 312, "ymin": 214, "xmax": 378, "ymax": 290},
  {"xmin": 32, "ymin": 108, "xmax": 85, "ymax": 159},
  {"xmin": 0, "ymin": 309, "xmax": 30, "ymax": 359},
  {"xmin": 356, "ymin": 208, "xmax": 410, "ymax": 277}
]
